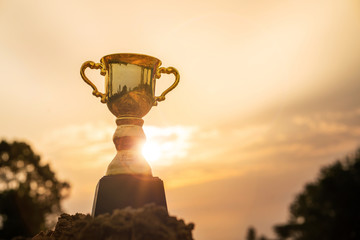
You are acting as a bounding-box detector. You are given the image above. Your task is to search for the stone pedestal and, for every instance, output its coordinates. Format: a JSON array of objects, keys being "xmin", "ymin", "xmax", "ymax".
[{"xmin": 92, "ymin": 174, "xmax": 167, "ymax": 216}]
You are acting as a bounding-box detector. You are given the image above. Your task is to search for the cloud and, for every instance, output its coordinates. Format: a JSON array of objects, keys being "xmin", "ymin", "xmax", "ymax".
[
  {"xmin": 292, "ymin": 108, "xmax": 360, "ymax": 134},
  {"xmin": 34, "ymin": 102, "xmax": 360, "ymax": 195}
]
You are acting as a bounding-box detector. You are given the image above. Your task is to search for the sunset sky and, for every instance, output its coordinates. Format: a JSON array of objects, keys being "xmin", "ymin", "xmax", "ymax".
[{"xmin": 1, "ymin": 0, "xmax": 360, "ymax": 239}]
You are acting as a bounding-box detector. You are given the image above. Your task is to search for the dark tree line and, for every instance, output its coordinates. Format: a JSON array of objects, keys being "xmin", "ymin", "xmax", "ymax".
[
  {"xmin": 0, "ymin": 140, "xmax": 70, "ymax": 239},
  {"xmin": 246, "ymin": 148, "xmax": 360, "ymax": 240}
]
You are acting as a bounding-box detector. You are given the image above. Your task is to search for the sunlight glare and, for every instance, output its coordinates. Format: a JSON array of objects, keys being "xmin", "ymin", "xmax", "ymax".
[
  {"xmin": 141, "ymin": 126, "xmax": 195, "ymax": 166},
  {"xmin": 142, "ymin": 141, "xmax": 161, "ymax": 163}
]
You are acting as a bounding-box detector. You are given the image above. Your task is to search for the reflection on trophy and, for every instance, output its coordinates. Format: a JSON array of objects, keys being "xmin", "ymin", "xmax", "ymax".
[{"xmin": 80, "ymin": 53, "xmax": 179, "ymax": 216}]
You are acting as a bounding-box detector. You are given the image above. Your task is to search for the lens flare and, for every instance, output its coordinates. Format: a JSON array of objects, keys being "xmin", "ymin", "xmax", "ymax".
[{"xmin": 142, "ymin": 141, "xmax": 161, "ymax": 163}]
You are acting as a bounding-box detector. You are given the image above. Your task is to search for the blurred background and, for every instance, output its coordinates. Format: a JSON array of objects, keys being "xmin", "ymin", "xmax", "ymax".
[{"xmin": 1, "ymin": 0, "xmax": 360, "ymax": 239}]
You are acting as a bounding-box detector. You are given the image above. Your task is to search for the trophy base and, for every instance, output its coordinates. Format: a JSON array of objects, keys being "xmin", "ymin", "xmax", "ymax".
[{"xmin": 91, "ymin": 174, "xmax": 167, "ymax": 216}]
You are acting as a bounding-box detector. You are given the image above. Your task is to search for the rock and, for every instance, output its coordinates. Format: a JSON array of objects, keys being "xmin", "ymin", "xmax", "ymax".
[{"xmin": 32, "ymin": 205, "xmax": 194, "ymax": 240}]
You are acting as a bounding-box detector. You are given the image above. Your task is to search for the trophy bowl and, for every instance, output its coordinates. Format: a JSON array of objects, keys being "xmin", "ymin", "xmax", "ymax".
[
  {"xmin": 102, "ymin": 54, "xmax": 160, "ymax": 118},
  {"xmin": 81, "ymin": 53, "xmax": 179, "ymax": 118}
]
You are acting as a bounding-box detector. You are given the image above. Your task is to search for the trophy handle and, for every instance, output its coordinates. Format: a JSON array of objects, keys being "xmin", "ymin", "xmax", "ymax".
[
  {"xmin": 155, "ymin": 67, "xmax": 180, "ymax": 102},
  {"xmin": 80, "ymin": 61, "xmax": 107, "ymax": 103}
]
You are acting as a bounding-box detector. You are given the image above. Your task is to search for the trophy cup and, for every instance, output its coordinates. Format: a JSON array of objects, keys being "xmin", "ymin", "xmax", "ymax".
[{"xmin": 80, "ymin": 53, "xmax": 179, "ymax": 216}]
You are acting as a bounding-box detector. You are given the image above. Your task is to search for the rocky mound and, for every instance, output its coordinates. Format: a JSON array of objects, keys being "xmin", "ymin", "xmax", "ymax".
[{"xmin": 32, "ymin": 205, "xmax": 194, "ymax": 240}]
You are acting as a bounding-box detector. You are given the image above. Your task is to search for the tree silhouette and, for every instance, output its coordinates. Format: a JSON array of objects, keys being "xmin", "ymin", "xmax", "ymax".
[
  {"xmin": 246, "ymin": 227, "xmax": 256, "ymax": 240},
  {"xmin": 246, "ymin": 226, "xmax": 269, "ymax": 240},
  {"xmin": 0, "ymin": 140, "xmax": 70, "ymax": 239},
  {"xmin": 274, "ymin": 148, "xmax": 360, "ymax": 240}
]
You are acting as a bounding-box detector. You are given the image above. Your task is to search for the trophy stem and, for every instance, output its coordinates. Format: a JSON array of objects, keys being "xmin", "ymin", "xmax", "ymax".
[
  {"xmin": 92, "ymin": 116, "xmax": 167, "ymax": 217},
  {"xmin": 106, "ymin": 117, "xmax": 152, "ymax": 176}
]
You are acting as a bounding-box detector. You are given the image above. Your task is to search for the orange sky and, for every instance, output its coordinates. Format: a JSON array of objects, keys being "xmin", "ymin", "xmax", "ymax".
[{"xmin": 1, "ymin": 0, "xmax": 360, "ymax": 239}]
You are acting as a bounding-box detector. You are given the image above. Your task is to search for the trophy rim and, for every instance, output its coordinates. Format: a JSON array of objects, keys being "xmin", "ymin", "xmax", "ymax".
[{"xmin": 101, "ymin": 53, "xmax": 162, "ymax": 69}]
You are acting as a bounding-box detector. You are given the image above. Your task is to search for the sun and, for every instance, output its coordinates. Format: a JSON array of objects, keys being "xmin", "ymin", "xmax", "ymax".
[{"xmin": 142, "ymin": 141, "xmax": 161, "ymax": 164}]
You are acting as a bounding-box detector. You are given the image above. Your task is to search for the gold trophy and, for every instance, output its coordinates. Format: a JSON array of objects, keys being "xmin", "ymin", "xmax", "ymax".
[{"xmin": 80, "ymin": 53, "xmax": 179, "ymax": 215}]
